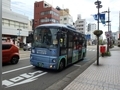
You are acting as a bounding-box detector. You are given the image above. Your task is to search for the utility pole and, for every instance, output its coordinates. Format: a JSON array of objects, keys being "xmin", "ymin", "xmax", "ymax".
[
  {"xmin": 119, "ymin": 11, "xmax": 120, "ymax": 39},
  {"xmin": 94, "ymin": 0, "xmax": 102, "ymax": 65},
  {"xmin": 0, "ymin": 0, "xmax": 2, "ymax": 89},
  {"xmin": 107, "ymin": 8, "xmax": 110, "ymax": 52},
  {"xmin": 97, "ymin": 0, "xmax": 100, "ymax": 65}
]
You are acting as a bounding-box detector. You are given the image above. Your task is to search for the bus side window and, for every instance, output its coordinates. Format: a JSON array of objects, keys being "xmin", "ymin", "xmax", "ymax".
[
  {"xmin": 84, "ymin": 40, "xmax": 87, "ymax": 48},
  {"xmin": 60, "ymin": 33, "xmax": 67, "ymax": 48}
]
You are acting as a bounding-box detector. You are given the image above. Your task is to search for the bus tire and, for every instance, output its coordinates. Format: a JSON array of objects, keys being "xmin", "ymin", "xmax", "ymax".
[{"xmin": 59, "ymin": 60, "xmax": 65, "ymax": 71}]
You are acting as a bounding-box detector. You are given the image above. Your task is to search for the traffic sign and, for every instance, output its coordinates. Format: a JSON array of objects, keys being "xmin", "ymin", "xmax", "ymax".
[{"xmin": 105, "ymin": 32, "xmax": 110, "ymax": 38}]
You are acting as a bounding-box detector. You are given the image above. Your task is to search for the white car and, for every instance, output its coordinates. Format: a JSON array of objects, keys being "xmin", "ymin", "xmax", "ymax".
[{"xmin": 23, "ymin": 43, "xmax": 31, "ymax": 51}]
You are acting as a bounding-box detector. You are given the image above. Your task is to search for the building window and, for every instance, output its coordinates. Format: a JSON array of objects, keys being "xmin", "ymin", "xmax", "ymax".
[
  {"xmin": 35, "ymin": 4, "xmax": 37, "ymax": 7},
  {"xmin": 79, "ymin": 21, "xmax": 83, "ymax": 23},
  {"xmin": 2, "ymin": 19, "xmax": 4, "ymax": 25},
  {"xmin": 40, "ymin": 11, "xmax": 59, "ymax": 17},
  {"xmin": 40, "ymin": 18, "xmax": 58, "ymax": 23},
  {"xmin": 41, "ymin": 12, "xmax": 44, "ymax": 15},
  {"xmin": 64, "ymin": 18, "xmax": 67, "ymax": 20},
  {"xmin": 35, "ymin": 3, "xmax": 39, "ymax": 7}
]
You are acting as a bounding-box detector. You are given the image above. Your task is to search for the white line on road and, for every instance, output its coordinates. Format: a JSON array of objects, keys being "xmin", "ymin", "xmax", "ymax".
[
  {"xmin": 74, "ymin": 64, "xmax": 81, "ymax": 67},
  {"xmin": 2, "ymin": 65, "xmax": 33, "ymax": 75},
  {"xmin": 20, "ymin": 57, "xmax": 29, "ymax": 60}
]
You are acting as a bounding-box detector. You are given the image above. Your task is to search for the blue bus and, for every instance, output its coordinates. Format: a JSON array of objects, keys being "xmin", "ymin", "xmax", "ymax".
[{"xmin": 30, "ymin": 24, "xmax": 87, "ymax": 70}]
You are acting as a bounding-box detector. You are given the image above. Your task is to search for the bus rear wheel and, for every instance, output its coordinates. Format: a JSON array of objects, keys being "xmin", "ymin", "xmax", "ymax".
[{"xmin": 59, "ymin": 60, "xmax": 65, "ymax": 71}]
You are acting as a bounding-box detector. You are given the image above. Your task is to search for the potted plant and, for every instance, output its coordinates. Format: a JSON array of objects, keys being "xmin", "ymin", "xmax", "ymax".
[{"xmin": 93, "ymin": 30, "xmax": 103, "ymax": 37}]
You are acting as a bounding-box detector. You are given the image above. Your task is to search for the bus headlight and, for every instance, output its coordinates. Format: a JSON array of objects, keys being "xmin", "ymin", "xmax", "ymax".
[
  {"xmin": 32, "ymin": 49, "xmax": 35, "ymax": 53},
  {"xmin": 52, "ymin": 59, "xmax": 56, "ymax": 63}
]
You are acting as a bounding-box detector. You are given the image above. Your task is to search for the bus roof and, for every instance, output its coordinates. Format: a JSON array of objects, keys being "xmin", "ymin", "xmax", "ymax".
[
  {"xmin": 37, "ymin": 23, "xmax": 67, "ymax": 28},
  {"xmin": 36, "ymin": 23, "xmax": 85, "ymax": 35}
]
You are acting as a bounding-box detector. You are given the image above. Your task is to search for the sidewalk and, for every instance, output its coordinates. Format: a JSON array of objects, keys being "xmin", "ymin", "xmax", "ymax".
[{"xmin": 64, "ymin": 51, "xmax": 120, "ymax": 90}]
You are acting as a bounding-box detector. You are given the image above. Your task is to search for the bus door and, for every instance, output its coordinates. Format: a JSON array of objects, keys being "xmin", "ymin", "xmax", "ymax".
[
  {"xmin": 59, "ymin": 32, "xmax": 67, "ymax": 56},
  {"xmin": 78, "ymin": 35, "xmax": 83, "ymax": 59},
  {"xmin": 67, "ymin": 31, "xmax": 73, "ymax": 65}
]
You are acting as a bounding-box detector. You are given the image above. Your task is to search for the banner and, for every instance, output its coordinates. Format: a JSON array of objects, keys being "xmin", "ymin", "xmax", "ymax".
[
  {"xmin": 93, "ymin": 14, "xmax": 98, "ymax": 20},
  {"xmin": 99, "ymin": 13, "xmax": 106, "ymax": 24}
]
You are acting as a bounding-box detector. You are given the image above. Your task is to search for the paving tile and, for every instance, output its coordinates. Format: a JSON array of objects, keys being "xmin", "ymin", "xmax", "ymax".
[{"xmin": 64, "ymin": 51, "xmax": 120, "ymax": 90}]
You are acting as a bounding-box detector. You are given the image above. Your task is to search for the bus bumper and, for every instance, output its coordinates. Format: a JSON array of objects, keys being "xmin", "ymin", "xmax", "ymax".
[{"xmin": 30, "ymin": 55, "xmax": 58, "ymax": 70}]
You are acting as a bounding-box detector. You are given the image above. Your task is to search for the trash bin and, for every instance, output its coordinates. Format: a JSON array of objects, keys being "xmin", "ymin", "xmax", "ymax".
[{"xmin": 100, "ymin": 45, "xmax": 106, "ymax": 57}]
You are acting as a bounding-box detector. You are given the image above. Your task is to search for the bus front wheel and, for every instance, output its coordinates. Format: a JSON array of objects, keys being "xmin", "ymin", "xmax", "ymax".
[{"xmin": 59, "ymin": 60, "xmax": 65, "ymax": 71}]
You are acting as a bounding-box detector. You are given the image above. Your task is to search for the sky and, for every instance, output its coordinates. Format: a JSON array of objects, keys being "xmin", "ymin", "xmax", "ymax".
[{"xmin": 11, "ymin": 0, "xmax": 120, "ymax": 36}]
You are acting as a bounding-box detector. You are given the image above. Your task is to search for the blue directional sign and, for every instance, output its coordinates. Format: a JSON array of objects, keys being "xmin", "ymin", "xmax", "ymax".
[{"xmin": 85, "ymin": 34, "xmax": 91, "ymax": 40}]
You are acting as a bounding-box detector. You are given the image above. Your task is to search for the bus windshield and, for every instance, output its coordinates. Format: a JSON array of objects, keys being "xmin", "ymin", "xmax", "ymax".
[{"xmin": 33, "ymin": 27, "xmax": 59, "ymax": 48}]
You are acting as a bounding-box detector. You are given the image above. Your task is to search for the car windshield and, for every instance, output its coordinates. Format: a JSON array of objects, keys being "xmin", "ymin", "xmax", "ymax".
[{"xmin": 33, "ymin": 27, "xmax": 59, "ymax": 48}]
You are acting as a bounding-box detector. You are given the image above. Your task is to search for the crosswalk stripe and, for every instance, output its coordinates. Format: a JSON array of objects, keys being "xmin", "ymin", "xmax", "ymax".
[{"xmin": 87, "ymin": 49, "xmax": 96, "ymax": 51}]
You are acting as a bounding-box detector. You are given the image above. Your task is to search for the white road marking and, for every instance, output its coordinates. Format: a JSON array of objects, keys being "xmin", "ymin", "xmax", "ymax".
[
  {"xmin": 20, "ymin": 57, "xmax": 29, "ymax": 60},
  {"xmin": 87, "ymin": 49, "xmax": 96, "ymax": 51},
  {"xmin": 6, "ymin": 72, "xmax": 47, "ymax": 88},
  {"xmin": 74, "ymin": 64, "xmax": 81, "ymax": 67},
  {"xmin": 2, "ymin": 71, "xmax": 47, "ymax": 88},
  {"xmin": 2, "ymin": 65, "xmax": 33, "ymax": 75}
]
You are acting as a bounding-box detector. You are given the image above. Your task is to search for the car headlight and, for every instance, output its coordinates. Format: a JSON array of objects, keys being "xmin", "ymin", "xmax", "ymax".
[
  {"xmin": 52, "ymin": 59, "xmax": 56, "ymax": 63},
  {"xmin": 32, "ymin": 49, "xmax": 35, "ymax": 53}
]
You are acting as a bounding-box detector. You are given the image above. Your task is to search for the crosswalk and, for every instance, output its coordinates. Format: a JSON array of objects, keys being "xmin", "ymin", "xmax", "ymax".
[{"xmin": 87, "ymin": 49, "xmax": 97, "ymax": 51}]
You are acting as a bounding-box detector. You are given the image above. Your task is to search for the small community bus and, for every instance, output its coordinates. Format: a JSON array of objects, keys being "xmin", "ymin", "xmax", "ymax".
[{"xmin": 30, "ymin": 24, "xmax": 87, "ymax": 70}]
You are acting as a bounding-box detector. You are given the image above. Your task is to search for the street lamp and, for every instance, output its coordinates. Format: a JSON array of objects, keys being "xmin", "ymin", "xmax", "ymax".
[{"xmin": 94, "ymin": 0, "xmax": 102, "ymax": 65}]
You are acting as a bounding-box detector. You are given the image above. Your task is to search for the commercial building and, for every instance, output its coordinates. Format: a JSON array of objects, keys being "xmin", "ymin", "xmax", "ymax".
[
  {"xmin": 34, "ymin": 1, "xmax": 60, "ymax": 29},
  {"xmin": 2, "ymin": 0, "xmax": 30, "ymax": 46},
  {"xmin": 58, "ymin": 8, "xmax": 73, "ymax": 26},
  {"xmin": 112, "ymin": 31, "xmax": 120, "ymax": 44},
  {"xmin": 75, "ymin": 14, "xmax": 87, "ymax": 34},
  {"xmin": 87, "ymin": 23, "xmax": 96, "ymax": 40}
]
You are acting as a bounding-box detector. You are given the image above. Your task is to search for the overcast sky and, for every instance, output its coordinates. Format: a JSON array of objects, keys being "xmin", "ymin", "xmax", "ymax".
[{"xmin": 11, "ymin": 0, "xmax": 120, "ymax": 34}]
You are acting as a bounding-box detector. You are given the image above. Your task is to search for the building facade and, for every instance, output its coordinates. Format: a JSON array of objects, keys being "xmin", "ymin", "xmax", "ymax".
[
  {"xmin": 58, "ymin": 8, "xmax": 73, "ymax": 26},
  {"xmin": 112, "ymin": 31, "xmax": 120, "ymax": 44},
  {"xmin": 75, "ymin": 14, "xmax": 87, "ymax": 34},
  {"xmin": 34, "ymin": 1, "xmax": 60, "ymax": 29},
  {"xmin": 2, "ymin": 0, "xmax": 30, "ymax": 46},
  {"xmin": 87, "ymin": 23, "xmax": 96, "ymax": 40}
]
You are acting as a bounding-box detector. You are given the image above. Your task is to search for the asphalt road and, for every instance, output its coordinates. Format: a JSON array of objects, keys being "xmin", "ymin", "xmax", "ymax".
[{"xmin": 2, "ymin": 48, "xmax": 97, "ymax": 90}]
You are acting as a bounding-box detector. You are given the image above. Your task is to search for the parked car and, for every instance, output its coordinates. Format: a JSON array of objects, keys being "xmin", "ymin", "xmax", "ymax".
[
  {"xmin": 23, "ymin": 43, "xmax": 31, "ymax": 51},
  {"xmin": 2, "ymin": 42, "xmax": 20, "ymax": 64}
]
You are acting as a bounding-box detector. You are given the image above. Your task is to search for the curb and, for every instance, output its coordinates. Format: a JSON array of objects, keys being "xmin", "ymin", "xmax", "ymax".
[{"xmin": 45, "ymin": 57, "xmax": 97, "ymax": 90}]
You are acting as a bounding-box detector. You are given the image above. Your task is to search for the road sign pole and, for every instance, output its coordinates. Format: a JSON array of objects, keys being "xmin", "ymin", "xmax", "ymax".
[
  {"xmin": 0, "ymin": 0, "xmax": 2, "ymax": 89},
  {"xmin": 107, "ymin": 8, "xmax": 110, "ymax": 52}
]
